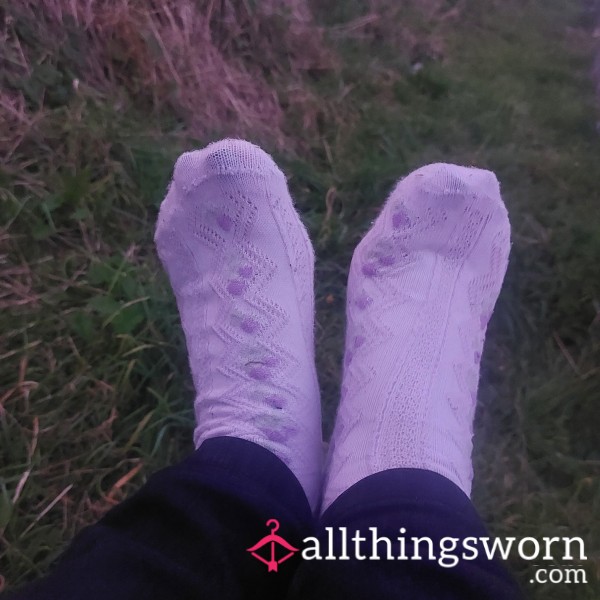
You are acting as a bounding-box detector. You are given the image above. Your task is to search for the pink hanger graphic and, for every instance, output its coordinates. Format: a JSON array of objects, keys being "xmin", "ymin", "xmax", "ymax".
[{"xmin": 247, "ymin": 519, "xmax": 299, "ymax": 572}]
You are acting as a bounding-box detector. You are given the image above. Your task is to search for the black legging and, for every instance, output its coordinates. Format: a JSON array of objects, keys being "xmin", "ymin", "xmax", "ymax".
[{"xmin": 4, "ymin": 436, "xmax": 521, "ymax": 600}]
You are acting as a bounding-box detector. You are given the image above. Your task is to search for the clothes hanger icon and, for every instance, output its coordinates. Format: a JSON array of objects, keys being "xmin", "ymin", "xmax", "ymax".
[{"xmin": 247, "ymin": 518, "xmax": 299, "ymax": 572}]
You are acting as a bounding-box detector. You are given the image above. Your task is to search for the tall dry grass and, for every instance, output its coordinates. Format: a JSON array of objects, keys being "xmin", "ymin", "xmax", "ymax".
[
  {"xmin": 0, "ymin": 0, "xmax": 337, "ymax": 158},
  {"xmin": 0, "ymin": 0, "xmax": 465, "ymax": 163}
]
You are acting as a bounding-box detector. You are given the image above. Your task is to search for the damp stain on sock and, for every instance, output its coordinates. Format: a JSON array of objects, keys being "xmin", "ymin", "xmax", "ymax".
[
  {"xmin": 216, "ymin": 213, "xmax": 233, "ymax": 231},
  {"xmin": 378, "ymin": 253, "xmax": 395, "ymax": 266},
  {"xmin": 227, "ymin": 279, "xmax": 245, "ymax": 296},
  {"xmin": 248, "ymin": 364, "xmax": 270, "ymax": 380},
  {"xmin": 362, "ymin": 262, "xmax": 378, "ymax": 277},
  {"xmin": 240, "ymin": 317, "xmax": 259, "ymax": 333},
  {"xmin": 354, "ymin": 292, "xmax": 373, "ymax": 310},
  {"xmin": 245, "ymin": 360, "xmax": 275, "ymax": 381},
  {"xmin": 265, "ymin": 395, "xmax": 285, "ymax": 410},
  {"xmin": 268, "ymin": 425, "xmax": 297, "ymax": 443},
  {"xmin": 238, "ymin": 265, "xmax": 253, "ymax": 278},
  {"xmin": 392, "ymin": 211, "xmax": 411, "ymax": 229}
]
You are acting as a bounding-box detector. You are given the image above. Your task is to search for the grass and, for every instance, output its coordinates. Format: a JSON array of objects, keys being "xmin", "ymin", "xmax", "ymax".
[{"xmin": 1, "ymin": 0, "xmax": 600, "ymax": 597}]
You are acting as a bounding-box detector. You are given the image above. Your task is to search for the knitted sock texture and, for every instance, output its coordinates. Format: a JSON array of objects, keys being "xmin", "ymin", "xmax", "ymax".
[
  {"xmin": 322, "ymin": 163, "xmax": 511, "ymax": 511},
  {"xmin": 155, "ymin": 139, "xmax": 322, "ymax": 510}
]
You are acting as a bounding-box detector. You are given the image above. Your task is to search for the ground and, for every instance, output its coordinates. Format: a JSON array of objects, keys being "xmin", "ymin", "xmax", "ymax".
[{"xmin": 1, "ymin": 0, "xmax": 599, "ymax": 597}]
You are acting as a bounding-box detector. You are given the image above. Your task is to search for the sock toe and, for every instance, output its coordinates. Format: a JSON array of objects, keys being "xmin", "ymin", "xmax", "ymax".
[
  {"xmin": 400, "ymin": 163, "xmax": 502, "ymax": 206},
  {"xmin": 173, "ymin": 139, "xmax": 282, "ymax": 193}
]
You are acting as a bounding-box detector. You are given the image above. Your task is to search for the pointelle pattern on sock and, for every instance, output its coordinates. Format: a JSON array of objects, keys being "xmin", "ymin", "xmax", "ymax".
[
  {"xmin": 323, "ymin": 163, "xmax": 510, "ymax": 511},
  {"xmin": 155, "ymin": 139, "xmax": 322, "ymax": 509}
]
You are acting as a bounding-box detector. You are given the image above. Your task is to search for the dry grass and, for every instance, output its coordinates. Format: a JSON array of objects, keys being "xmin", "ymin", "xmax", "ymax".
[
  {"xmin": 0, "ymin": 0, "xmax": 463, "ymax": 164},
  {"xmin": 0, "ymin": 0, "xmax": 336, "ymax": 158}
]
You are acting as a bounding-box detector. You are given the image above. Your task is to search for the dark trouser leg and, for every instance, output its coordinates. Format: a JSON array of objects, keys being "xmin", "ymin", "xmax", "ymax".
[
  {"xmin": 287, "ymin": 468, "xmax": 522, "ymax": 600},
  {"xmin": 6, "ymin": 437, "xmax": 313, "ymax": 600}
]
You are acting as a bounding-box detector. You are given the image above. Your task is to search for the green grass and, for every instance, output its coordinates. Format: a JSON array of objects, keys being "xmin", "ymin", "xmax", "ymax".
[{"xmin": 1, "ymin": 0, "xmax": 600, "ymax": 597}]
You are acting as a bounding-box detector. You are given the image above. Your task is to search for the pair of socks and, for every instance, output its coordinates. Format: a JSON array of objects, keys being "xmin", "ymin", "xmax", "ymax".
[{"xmin": 154, "ymin": 139, "xmax": 510, "ymax": 513}]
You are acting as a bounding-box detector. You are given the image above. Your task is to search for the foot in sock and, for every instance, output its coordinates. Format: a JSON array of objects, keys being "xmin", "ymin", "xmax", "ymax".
[
  {"xmin": 154, "ymin": 139, "xmax": 322, "ymax": 510},
  {"xmin": 322, "ymin": 163, "xmax": 511, "ymax": 511}
]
